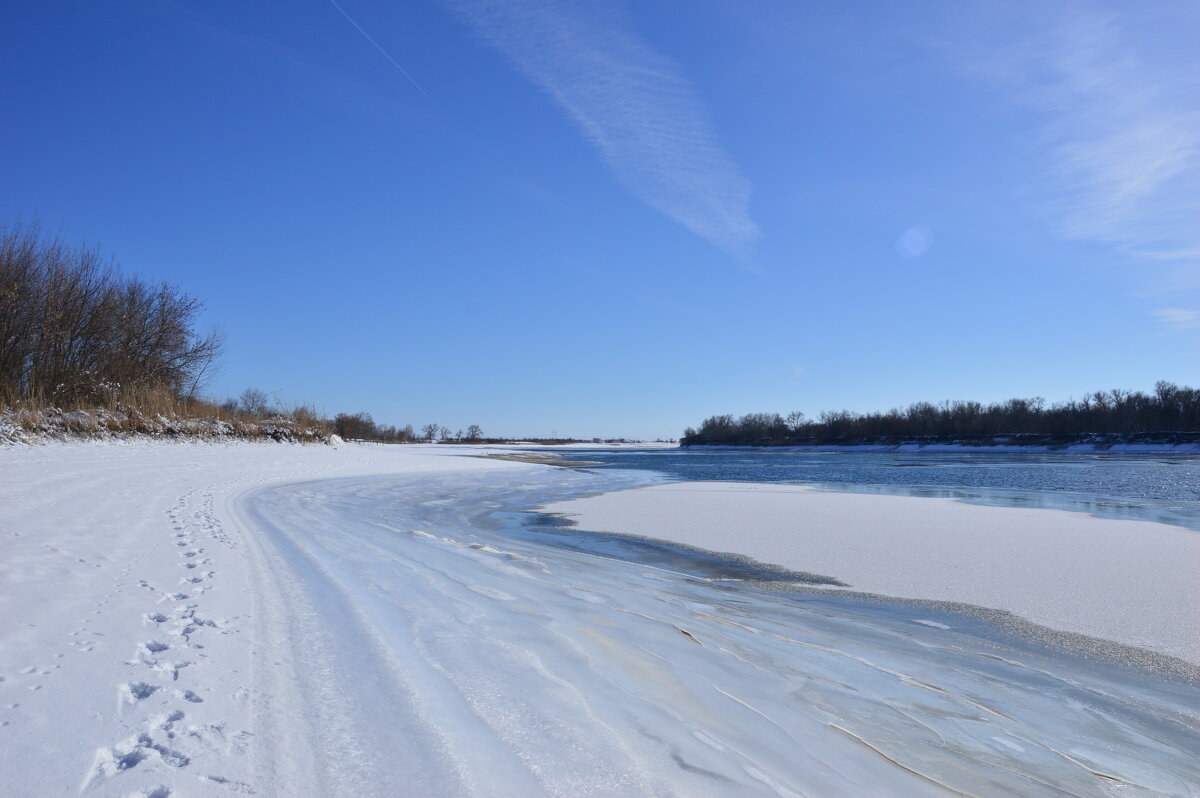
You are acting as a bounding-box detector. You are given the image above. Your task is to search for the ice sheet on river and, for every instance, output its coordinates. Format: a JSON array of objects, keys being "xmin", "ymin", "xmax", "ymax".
[{"xmin": 241, "ymin": 468, "xmax": 1200, "ymax": 797}]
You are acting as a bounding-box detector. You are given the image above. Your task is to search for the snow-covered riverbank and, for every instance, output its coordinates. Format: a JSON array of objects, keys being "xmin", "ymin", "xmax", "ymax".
[
  {"xmin": 0, "ymin": 441, "xmax": 522, "ymax": 796},
  {"xmin": 2, "ymin": 441, "xmax": 1198, "ymax": 797}
]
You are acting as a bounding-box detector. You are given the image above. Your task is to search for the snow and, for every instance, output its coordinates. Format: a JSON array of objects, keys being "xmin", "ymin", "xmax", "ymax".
[
  {"xmin": 539, "ymin": 481, "xmax": 1200, "ymax": 665},
  {"xmin": 2, "ymin": 441, "xmax": 1198, "ymax": 797},
  {"xmin": 0, "ymin": 441, "xmax": 517, "ymax": 797}
]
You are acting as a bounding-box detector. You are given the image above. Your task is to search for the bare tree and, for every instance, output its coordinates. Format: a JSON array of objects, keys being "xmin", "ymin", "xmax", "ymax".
[
  {"xmin": 465, "ymin": 424, "xmax": 483, "ymax": 441},
  {"xmin": 421, "ymin": 423, "xmax": 439, "ymax": 442},
  {"xmin": 785, "ymin": 411, "xmax": 806, "ymax": 436},
  {"xmin": 0, "ymin": 223, "xmax": 222, "ymax": 404},
  {"xmin": 239, "ymin": 388, "xmax": 272, "ymax": 417}
]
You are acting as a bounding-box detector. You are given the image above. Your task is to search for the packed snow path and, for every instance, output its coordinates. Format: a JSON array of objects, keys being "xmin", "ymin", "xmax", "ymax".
[
  {"xmin": 1, "ymin": 442, "xmax": 1198, "ymax": 797},
  {"xmin": 0, "ymin": 442, "xmax": 521, "ymax": 797}
]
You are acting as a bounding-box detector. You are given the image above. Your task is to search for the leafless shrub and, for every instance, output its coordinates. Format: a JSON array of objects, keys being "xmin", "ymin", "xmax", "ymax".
[{"xmin": 0, "ymin": 223, "xmax": 222, "ymax": 407}]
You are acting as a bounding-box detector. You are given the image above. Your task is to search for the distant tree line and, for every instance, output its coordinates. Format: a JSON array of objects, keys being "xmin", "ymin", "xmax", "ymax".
[
  {"xmin": 330, "ymin": 414, "xmax": 485, "ymax": 444},
  {"xmin": 681, "ymin": 382, "xmax": 1200, "ymax": 446},
  {"xmin": 332, "ymin": 412, "xmax": 417, "ymax": 442},
  {"xmin": 324, "ymin": 418, "xmax": 608, "ymax": 445},
  {"xmin": 1, "ymin": 224, "xmax": 221, "ymax": 405},
  {"xmin": 213, "ymin": 392, "xmax": 493, "ymax": 444}
]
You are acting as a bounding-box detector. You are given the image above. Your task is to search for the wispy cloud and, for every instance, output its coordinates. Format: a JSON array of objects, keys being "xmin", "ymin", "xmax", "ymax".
[
  {"xmin": 444, "ymin": 0, "xmax": 759, "ymax": 255},
  {"xmin": 1154, "ymin": 307, "xmax": 1200, "ymax": 333},
  {"xmin": 956, "ymin": 4, "xmax": 1200, "ymax": 267}
]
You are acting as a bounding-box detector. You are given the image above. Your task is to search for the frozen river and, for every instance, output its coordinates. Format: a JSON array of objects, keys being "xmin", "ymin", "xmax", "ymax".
[{"xmin": 243, "ymin": 465, "xmax": 1200, "ymax": 797}]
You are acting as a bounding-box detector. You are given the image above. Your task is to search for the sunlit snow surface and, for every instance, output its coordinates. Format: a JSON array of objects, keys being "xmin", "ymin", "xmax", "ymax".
[{"xmin": 241, "ymin": 467, "xmax": 1200, "ymax": 797}]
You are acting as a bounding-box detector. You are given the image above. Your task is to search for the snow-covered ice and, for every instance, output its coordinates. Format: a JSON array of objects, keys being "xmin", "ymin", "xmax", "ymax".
[
  {"xmin": 539, "ymin": 481, "xmax": 1200, "ymax": 665},
  {"xmin": 1, "ymin": 441, "xmax": 1198, "ymax": 797}
]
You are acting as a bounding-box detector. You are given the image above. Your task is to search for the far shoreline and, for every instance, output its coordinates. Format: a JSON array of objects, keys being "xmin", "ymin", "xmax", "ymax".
[{"xmin": 678, "ymin": 432, "xmax": 1200, "ymax": 453}]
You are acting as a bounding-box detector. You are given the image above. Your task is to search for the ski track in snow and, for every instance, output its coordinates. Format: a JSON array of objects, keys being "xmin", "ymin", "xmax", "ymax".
[
  {"xmin": 0, "ymin": 441, "xmax": 1198, "ymax": 797},
  {"xmin": 0, "ymin": 441, "xmax": 521, "ymax": 797}
]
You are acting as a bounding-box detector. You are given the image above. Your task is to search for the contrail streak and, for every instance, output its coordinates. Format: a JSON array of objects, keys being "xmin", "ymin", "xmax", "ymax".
[{"xmin": 326, "ymin": 0, "xmax": 426, "ymax": 94}]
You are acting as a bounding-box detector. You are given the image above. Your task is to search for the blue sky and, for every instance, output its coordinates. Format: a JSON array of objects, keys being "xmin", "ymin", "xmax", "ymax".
[{"xmin": 3, "ymin": 1, "xmax": 1197, "ymax": 439}]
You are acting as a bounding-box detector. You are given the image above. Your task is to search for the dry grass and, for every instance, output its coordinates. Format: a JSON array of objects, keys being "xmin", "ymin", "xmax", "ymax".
[{"xmin": 1, "ymin": 385, "xmax": 332, "ymax": 445}]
